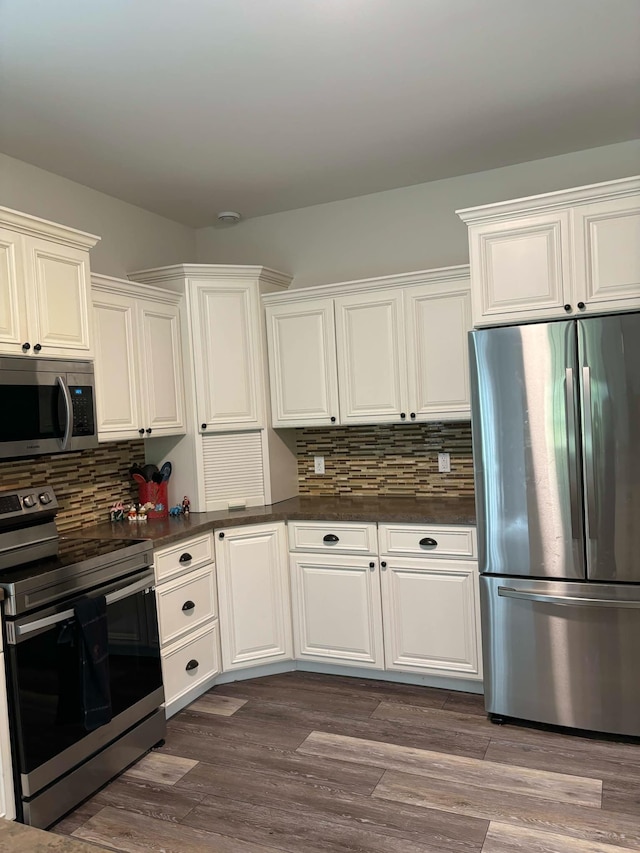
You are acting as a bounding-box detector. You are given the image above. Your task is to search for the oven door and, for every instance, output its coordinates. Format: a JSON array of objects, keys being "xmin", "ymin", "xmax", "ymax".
[{"xmin": 4, "ymin": 569, "xmax": 164, "ymax": 800}]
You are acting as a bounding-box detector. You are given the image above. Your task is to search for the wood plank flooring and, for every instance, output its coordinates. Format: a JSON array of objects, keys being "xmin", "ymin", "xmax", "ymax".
[{"xmin": 50, "ymin": 671, "xmax": 640, "ymax": 853}]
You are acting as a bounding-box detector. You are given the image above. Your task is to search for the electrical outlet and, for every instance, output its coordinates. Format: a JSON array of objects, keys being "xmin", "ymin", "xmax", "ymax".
[
  {"xmin": 314, "ymin": 455, "xmax": 325, "ymax": 474},
  {"xmin": 438, "ymin": 452, "xmax": 451, "ymax": 473}
]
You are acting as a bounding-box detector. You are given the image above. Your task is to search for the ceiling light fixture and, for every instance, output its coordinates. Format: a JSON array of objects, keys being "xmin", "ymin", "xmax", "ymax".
[{"xmin": 216, "ymin": 210, "xmax": 242, "ymax": 224}]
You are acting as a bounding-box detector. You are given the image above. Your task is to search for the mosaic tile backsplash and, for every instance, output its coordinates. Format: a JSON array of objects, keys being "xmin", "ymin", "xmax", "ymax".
[
  {"xmin": 0, "ymin": 440, "xmax": 144, "ymax": 532},
  {"xmin": 296, "ymin": 422, "xmax": 474, "ymax": 497}
]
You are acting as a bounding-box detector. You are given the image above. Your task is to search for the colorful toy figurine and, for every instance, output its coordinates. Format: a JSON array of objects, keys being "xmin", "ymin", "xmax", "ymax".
[
  {"xmin": 182, "ymin": 495, "xmax": 191, "ymax": 514},
  {"xmin": 169, "ymin": 505, "xmax": 182, "ymax": 517},
  {"xmin": 127, "ymin": 504, "xmax": 137, "ymax": 521}
]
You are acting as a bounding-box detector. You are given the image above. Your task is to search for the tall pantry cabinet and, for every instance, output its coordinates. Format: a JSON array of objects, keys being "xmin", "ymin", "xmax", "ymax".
[{"xmin": 128, "ymin": 265, "xmax": 299, "ymax": 512}]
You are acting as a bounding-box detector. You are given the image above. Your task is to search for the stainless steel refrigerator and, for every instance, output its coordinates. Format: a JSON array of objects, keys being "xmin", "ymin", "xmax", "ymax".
[{"xmin": 469, "ymin": 313, "xmax": 640, "ymax": 736}]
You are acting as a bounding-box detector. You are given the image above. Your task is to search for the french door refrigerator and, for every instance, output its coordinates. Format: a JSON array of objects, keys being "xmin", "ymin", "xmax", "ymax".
[{"xmin": 469, "ymin": 313, "xmax": 640, "ymax": 736}]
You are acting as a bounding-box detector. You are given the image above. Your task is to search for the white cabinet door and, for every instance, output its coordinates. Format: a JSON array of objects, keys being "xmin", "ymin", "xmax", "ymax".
[
  {"xmin": 26, "ymin": 236, "xmax": 93, "ymax": 357},
  {"xmin": 290, "ymin": 553, "xmax": 384, "ymax": 667},
  {"xmin": 216, "ymin": 522, "xmax": 292, "ymax": 670},
  {"xmin": 573, "ymin": 195, "xmax": 640, "ymax": 313},
  {"xmin": 139, "ymin": 299, "xmax": 186, "ymax": 437},
  {"xmin": 469, "ymin": 211, "xmax": 572, "ymax": 326},
  {"xmin": 192, "ymin": 282, "xmax": 263, "ymax": 431},
  {"xmin": 380, "ymin": 557, "xmax": 482, "ymax": 679},
  {"xmin": 335, "ymin": 289, "xmax": 406, "ymax": 424},
  {"xmin": 0, "ymin": 227, "xmax": 28, "ymax": 354},
  {"xmin": 404, "ymin": 283, "xmax": 471, "ymax": 421},
  {"xmin": 266, "ymin": 298, "xmax": 340, "ymax": 427},
  {"xmin": 93, "ymin": 291, "xmax": 142, "ymax": 441}
]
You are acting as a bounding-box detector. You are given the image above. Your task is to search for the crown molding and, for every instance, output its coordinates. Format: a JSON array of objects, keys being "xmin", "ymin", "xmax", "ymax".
[
  {"xmin": 456, "ymin": 175, "xmax": 640, "ymax": 225},
  {"xmin": 0, "ymin": 205, "xmax": 100, "ymax": 249},
  {"xmin": 91, "ymin": 272, "xmax": 183, "ymax": 304},
  {"xmin": 262, "ymin": 264, "xmax": 470, "ymax": 304},
  {"xmin": 128, "ymin": 264, "xmax": 292, "ymax": 290}
]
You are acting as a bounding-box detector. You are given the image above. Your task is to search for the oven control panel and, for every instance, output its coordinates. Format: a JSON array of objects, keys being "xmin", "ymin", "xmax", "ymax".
[{"xmin": 0, "ymin": 486, "xmax": 59, "ymax": 525}]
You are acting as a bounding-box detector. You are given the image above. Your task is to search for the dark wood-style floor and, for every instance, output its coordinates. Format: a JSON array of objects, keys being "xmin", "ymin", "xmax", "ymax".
[{"xmin": 52, "ymin": 672, "xmax": 640, "ymax": 852}]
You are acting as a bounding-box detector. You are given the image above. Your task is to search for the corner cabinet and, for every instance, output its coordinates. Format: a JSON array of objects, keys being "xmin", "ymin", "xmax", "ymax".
[
  {"xmin": 458, "ymin": 176, "xmax": 640, "ymax": 327},
  {"xmin": 0, "ymin": 207, "xmax": 99, "ymax": 358},
  {"xmin": 263, "ymin": 265, "xmax": 472, "ymax": 427},
  {"xmin": 215, "ymin": 522, "xmax": 293, "ymax": 671},
  {"xmin": 92, "ymin": 275, "xmax": 186, "ymax": 442}
]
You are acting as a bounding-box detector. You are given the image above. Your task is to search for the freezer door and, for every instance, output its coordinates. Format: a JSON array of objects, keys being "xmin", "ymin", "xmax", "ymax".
[
  {"xmin": 579, "ymin": 313, "xmax": 640, "ymax": 582},
  {"xmin": 481, "ymin": 574, "xmax": 640, "ymax": 736},
  {"xmin": 469, "ymin": 323, "xmax": 585, "ymax": 579}
]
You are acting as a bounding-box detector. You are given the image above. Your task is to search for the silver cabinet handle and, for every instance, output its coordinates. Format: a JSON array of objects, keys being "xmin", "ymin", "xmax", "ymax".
[{"xmin": 497, "ymin": 586, "xmax": 640, "ymax": 608}]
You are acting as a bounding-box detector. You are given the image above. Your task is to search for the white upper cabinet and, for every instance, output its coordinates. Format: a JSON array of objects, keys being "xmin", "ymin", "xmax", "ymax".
[
  {"xmin": 335, "ymin": 289, "xmax": 406, "ymax": 425},
  {"xmin": 458, "ymin": 176, "xmax": 640, "ymax": 327},
  {"xmin": 191, "ymin": 280, "xmax": 263, "ymax": 431},
  {"xmin": 0, "ymin": 207, "xmax": 99, "ymax": 358},
  {"xmin": 92, "ymin": 275, "xmax": 186, "ymax": 441},
  {"xmin": 404, "ymin": 281, "xmax": 471, "ymax": 421},
  {"xmin": 130, "ymin": 266, "xmax": 292, "ymax": 434},
  {"xmin": 265, "ymin": 298, "xmax": 339, "ymax": 428},
  {"xmin": 263, "ymin": 266, "xmax": 471, "ymax": 427}
]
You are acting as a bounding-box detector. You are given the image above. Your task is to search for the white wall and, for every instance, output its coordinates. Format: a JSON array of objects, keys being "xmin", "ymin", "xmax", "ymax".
[
  {"xmin": 0, "ymin": 152, "xmax": 195, "ymax": 278},
  {"xmin": 195, "ymin": 140, "xmax": 640, "ymax": 287}
]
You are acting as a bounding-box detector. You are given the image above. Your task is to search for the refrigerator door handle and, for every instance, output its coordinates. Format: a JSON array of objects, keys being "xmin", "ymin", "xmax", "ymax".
[
  {"xmin": 582, "ymin": 365, "xmax": 597, "ymax": 538},
  {"xmin": 497, "ymin": 586, "xmax": 640, "ymax": 608},
  {"xmin": 564, "ymin": 367, "xmax": 581, "ymax": 541}
]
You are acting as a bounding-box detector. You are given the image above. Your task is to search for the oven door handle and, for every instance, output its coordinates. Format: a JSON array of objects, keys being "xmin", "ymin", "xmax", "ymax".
[{"xmin": 12, "ymin": 574, "xmax": 155, "ymax": 639}]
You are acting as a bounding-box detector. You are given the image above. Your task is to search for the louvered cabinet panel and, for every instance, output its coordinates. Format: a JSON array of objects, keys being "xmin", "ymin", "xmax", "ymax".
[{"xmin": 202, "ymin": 431, "xmax": 265, "ymax": 510}]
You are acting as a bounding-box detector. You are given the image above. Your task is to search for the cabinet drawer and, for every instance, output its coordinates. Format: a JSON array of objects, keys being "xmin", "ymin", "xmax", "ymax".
[
  {"xmin": 378, "ymin": 524, "xmax": 476, "ymax": 559},
  {"xmin": 288, "ymin": 521, "xmax": 377, "ymax": 555},
  {"xmin": 161, "ymin": 621, "xmax": 220, "ymax": 705},
  {"xmin": 156, "ymin": 565, "xmax": 217, "ymax": 647},
  {"xmin": 154, "ymin": 532, "xmax": 214, "ymax": 582}
]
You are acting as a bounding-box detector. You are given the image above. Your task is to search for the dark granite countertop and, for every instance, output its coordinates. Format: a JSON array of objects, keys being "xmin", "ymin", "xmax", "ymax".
[
  {"xmin": 0, "ymin": 819, "xmax": 105, "ymax": 851},
  {"xmin": 74, "ymin": 495, "xmax": 476, "ymax": 548}
]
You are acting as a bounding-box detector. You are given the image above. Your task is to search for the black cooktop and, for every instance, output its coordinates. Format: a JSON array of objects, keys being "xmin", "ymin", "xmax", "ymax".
[{"xmin": 0, "ymin": 536, "xmax": 154, "ymax": 617}]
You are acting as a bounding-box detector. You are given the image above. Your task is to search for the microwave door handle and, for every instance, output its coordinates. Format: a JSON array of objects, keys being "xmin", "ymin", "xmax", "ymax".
[{"xmin": 56, "ymin": 375, "xmax": 72, "ymax": 450}]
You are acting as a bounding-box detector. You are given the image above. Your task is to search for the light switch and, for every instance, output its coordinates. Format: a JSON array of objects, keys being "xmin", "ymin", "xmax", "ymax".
[{"xmin": 314, "ymin": 455, "xmax": 325, "ymax": 474}]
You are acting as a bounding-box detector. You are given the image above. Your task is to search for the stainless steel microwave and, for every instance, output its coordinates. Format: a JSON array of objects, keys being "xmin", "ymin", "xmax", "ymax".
[{"xmin": 0, "ymin": 356, "xmax": 98, "ymax": 460}]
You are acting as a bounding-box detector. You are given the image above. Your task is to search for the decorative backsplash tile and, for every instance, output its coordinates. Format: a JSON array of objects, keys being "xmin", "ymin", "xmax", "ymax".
[
  {"xmin": 296, "ymin": 422, "xmax": 474, "ymax": 497},
  {"xmin": 0, "ymin": 441, "xmax": 144, "ymax": 532}
]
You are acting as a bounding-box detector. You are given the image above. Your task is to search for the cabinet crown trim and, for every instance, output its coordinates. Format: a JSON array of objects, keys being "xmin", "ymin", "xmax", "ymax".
[
  {"xmin": 91, "ymin": 273, "xmax": 183, "ymax": 305},
  {"xmin": 262, "ymin": 264, "xmax": 470, "ymax": 304},
  {"xmin": 129, "ymin": 264, "xmax": 292, "ymax": 289},
  {"xmin": 456, "ymin": 175, "xmax": 640, "ymax": 226},
  {"xmin": 0, "ymin": 205, "xmax": 101, "ymax": 249}
]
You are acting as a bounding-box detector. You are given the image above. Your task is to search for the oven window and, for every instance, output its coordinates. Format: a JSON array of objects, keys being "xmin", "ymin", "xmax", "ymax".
[
  {"xmin": 0, "ymin": 384, "xmax": 64, "ymax": 442},
  {"xmin": 7, "ymin": 589, "xmax": 163, "ymax": 775}
]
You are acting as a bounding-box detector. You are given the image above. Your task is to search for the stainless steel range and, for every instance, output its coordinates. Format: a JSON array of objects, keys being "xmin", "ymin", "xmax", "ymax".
[{"xmin": 0, "ymin": 486, "xmax": 165, "ymax": 828}]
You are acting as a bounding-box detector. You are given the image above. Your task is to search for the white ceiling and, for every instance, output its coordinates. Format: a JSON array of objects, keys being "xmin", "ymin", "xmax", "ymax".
[{"xmin": 1, "ymin": 0, "xmax": 639, "ymax": 227}]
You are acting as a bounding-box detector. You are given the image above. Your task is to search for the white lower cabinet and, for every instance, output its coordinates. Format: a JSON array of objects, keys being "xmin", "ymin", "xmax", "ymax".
[
  {"xmin": 290, "ymin": 553, "xmax": 384, "ymax": 667},
  {"xmin": 215, "ymin": 522, "xmax": 293, "ymax": 671},
  {"xmin": 154, "ymin": 532, "xmax": 221, "ymax": 716},
  {"xmin": 378, "ymin": 524, "xmax": 482, "ymax": 680}
]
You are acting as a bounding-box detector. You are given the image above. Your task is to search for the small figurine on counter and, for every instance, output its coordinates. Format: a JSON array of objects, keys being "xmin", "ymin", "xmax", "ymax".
[
  {"xmin": 169, "ymin": 505, "xmax": 182, "ymax": 517},
  {"xmin": 109, "ymin": 501, "xmax": 126, "ymax": 522},
  {"xmin": 182, "ymin": 496, "xmax": 191, "ymax": 515},
  {"xmin": 127, "ymin": 504, "xmax": 137, "ymax": 522},
  {"xmin": 138, "ymin": 505, "xmax": 147, "ymax": 522}
]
